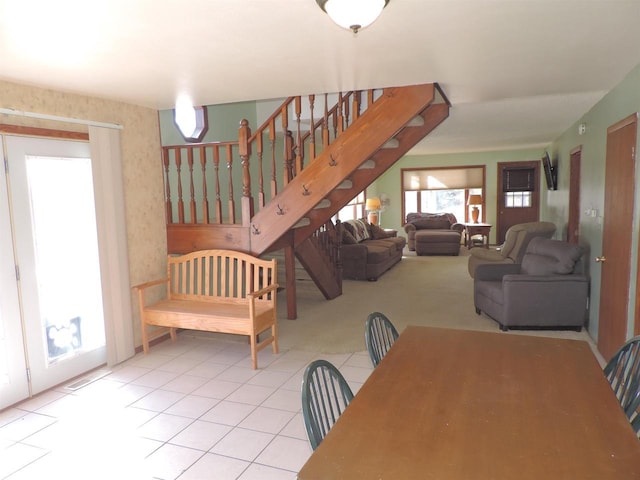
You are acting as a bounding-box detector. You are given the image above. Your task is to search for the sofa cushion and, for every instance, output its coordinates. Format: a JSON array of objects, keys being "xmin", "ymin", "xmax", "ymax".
[
  {"xmin": 406, "ymin": 212, "xmax": 457, "ymax": 226},
  {"xmin": 345, "ymin": 219, "xmax": 371, "ymax": 242},
  {"xmin": 411, "ymin": 218, "xmax": 451, "ymax": 230},
  {"xmin": 520, "ymin": 237, "xmax": 583, "ymax": 275}
]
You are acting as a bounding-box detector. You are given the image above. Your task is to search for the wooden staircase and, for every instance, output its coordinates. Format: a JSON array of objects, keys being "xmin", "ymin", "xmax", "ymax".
[{"xmin": 161, "ymin": 83, "xmax": 450, "ymax": 318}]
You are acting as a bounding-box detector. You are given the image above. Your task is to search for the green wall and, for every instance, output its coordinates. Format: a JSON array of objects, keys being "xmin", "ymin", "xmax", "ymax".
[
  {"xmin": 159, "ymin": 100, "xmax": 257, "ymax": 146},
  {"xmin": 371, "ymin": 148, "xmax": 545, "ymax": 244},
  {"xmin": 547, "ymin": 63, "xmax": 640, "ymax": 343}
]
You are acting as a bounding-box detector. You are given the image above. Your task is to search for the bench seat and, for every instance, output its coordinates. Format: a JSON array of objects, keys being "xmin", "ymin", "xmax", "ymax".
[{"xmin": 133, "ymin": 249, "xmax": 278, "ymax": 369}]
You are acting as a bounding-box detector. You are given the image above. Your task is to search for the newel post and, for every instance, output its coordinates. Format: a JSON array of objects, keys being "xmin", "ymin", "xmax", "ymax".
[{"xmin": 238, "ymin": 119, "xmax": 254, "ymax": 226}]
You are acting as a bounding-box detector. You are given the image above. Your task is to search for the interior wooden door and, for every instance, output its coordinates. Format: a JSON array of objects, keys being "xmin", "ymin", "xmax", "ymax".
[
  {"xmin": 567, "ymin": 148, "xmax": 582, "ymax": 244},
  {"xmin": 496, "ymin": 161, "xmax": 540, "ymax": 243},
  {"xmin": 598, "ymin": 114, "xmax": 637, "ymax": 361}
]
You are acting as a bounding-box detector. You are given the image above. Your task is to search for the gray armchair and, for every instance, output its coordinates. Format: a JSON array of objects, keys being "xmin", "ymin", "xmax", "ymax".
[
  {"xmin": 467, "ymin": 221, "xmax": 556, "ymax": 278},
  {"xmin": 474, "ymin": 237, "xmax": 588, "ymax": 331}
]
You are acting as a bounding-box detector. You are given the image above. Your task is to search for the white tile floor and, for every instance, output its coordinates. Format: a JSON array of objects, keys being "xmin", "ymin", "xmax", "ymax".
[{"xmin": 0, "ymin": 333, "xmax": 374, "ymax": 479}]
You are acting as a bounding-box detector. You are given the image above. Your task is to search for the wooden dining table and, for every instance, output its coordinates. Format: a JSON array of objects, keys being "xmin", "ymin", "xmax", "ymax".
[{"xmin": 297, "ymin": 326, "xmax": 640, "ymax": 479}]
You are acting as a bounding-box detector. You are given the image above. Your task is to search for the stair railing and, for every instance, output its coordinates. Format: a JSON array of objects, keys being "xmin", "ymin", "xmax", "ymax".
[{"xmin": 161, "ymin": 89, "xmax": 383, "ymax": 229}]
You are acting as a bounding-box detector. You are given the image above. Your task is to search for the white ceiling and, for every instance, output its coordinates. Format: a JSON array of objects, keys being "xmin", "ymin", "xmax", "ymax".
[{"xmin": 1, "ymin": 0, "xmax": 640, "ymax": 154}]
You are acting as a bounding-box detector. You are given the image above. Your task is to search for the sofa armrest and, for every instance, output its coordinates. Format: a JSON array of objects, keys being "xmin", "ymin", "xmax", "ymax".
[
  {"xmin": 451, "ymin": 222, "xmax": 465, "ymax": 233},
  {"xmin": 469, "ymin": 247, "xmax": 507, "ymax": 262},
  {"xmin": 474, "ymin": 263, "xmax": 521, "ymax": 282},
  {"xmin": 404, "ymin": 223, "xmax": 416, "ymax": 234},
  {"xmin": 501, "ymin": 274, "xmax": 589, "ymax": 325}
]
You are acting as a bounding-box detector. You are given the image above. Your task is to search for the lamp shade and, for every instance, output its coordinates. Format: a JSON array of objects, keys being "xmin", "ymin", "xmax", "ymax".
[
  {"xmin": 467, "ymin": 194, "xmax": 483, "ymax": 206},
  {"xmin": 366, "ymin": 197, "xmax": 381, "ymax": 211},
  {"xmin": 316, "ymin": 0, "xmax": 389, "ymax": 33}
]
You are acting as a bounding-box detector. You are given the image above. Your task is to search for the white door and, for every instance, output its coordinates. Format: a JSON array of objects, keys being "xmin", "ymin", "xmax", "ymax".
[
  {"xmin": 1, "ymin": 135, "xmax": 107, "ymax": 405},
  {"xmin": 0, "ymin": 146, "xmax": 28, "ymax": 408}
]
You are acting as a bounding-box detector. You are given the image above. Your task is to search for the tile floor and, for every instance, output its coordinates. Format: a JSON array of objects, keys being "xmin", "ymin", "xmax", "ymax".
[{"xmin": 0, "ymin": 333, "xmax": 374, "ymax": 479}]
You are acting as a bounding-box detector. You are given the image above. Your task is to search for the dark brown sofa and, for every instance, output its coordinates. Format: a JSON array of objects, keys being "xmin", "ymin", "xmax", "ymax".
[
  {"xmin": 339, "ymin": 219, "xmax": 407, "ymax": 281},
  {"xmin": 403, "ymin": 212, "xmax": 464, "ymax": 255}
]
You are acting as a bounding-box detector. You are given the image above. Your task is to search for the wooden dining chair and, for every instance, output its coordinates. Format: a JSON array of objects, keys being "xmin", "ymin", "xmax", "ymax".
[
  {"xmin": 604, "ymin": 335, "xmax": 640, "ymax": 432},
  {"xmin": 365, "ymin": 312, "xmax": 399, "ymax": 367},
  {"xmin": 301, "ymin": 359, "xmax": 354, "ymax": 450}
]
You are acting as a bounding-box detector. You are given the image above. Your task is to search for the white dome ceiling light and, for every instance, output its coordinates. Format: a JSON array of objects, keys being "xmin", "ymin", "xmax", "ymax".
[{"xmin": 316, "ymin": 0, "xmax": 389, "ymax": 34}]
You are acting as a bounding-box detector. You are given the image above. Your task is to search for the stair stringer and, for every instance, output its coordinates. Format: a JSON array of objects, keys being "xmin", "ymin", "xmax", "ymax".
[
  {"xmin": 292, "ymin": 102, "xmax": 450, "ymax": 245},
  {"xmin": 247, "ymin": 84, "xmax": 437, "ymax": 256},
  {"xmin": 295, "ymin": 237, "xmax": 342, "ymax": 300}
]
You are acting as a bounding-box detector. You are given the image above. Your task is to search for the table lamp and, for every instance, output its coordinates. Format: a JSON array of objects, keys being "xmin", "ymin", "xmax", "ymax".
[
  {"xmin": 467, "ymin": 194, "xmax": 483, "ymax": 223},
  {"xmin": 366, "ymin": 197, "xmax": 382, "ymax": 225}
]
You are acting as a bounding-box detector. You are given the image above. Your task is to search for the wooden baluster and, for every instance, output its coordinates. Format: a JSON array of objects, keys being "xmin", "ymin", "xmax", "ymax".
[
  {"xmin": 163, "ymin": 148, "xmax": 173, "ymax": 224},
  {"xmin": 238, "ymin": 119, "xmax": 254, "ymax": 226},
  {"xmin": 343, "ymin": 94, "xmax": 350, "ymax": 129},
  {"xmin": 212, "ymin": 146, "xmax": 222, "ymax": 223},
  {"xmin": 187, "ymin": 147, "xmax": 197, "ymax": 223},
  {"xmin": 323, "ymin": 93, "xmax": 330, "ymax": 147},
  {"xmin": 308, "ymin": 94, "xmax": 316, "ymax": 161},
  {"xmin": 352, "ymin": 90, "xmax": 361, "ymax": 123},
  {"xmin": 282, "ymin": 105, "xmax": 292, "ymax": 185},
  {"xmin": 269, "ymin": 118, "xmax": 277, "ymax": 197},
  {"xmin": 284, "ymin": 130, "xmax": 294, "ymax": 183},
  {"xmin": 295, "ymin": 96, "xmax": 303, "ymax": 175},
  {"xmin": 337, "ymin": 92, "xmax": 344, "ymax": 134},
  {"xmin": 367, "ymin": 89, "xmax": 375, "ymax": 108},
  {"xmin": 226, "ymin": 144, "xmax": 236, "ymax": 224},
  {"xmin": 200, "ymin": 146, "xmax": 209, "ymax": 224},
  {"xmin": 256, "ymin": 130, "xmax": 265, "ymax": 208},
  {"xmin": 175, "ymin": 148, "xmax": 185, "ymax": 224}
]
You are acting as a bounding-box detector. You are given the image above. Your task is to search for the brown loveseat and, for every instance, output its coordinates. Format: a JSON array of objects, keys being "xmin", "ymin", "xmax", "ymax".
[
  {"xmin": 403, "ymin": 212, "xmax": 464, "ymax": 255},
  {"xmin": 339, "ymin": 219, "xmax": 407, "ymax": 281}
]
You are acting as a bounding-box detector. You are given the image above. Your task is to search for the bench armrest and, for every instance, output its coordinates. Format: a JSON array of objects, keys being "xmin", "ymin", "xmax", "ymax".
[
  {"xmin": 248, "ymin": 283, "xmax": 280, "ymax": 298},
  {"xmin": 132, "ymin": 277, "xmax": 169, "ymax": 292}
]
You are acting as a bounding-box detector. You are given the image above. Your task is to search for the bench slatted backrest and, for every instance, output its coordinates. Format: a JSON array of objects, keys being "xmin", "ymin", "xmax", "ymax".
[{"xmin": 167, "ymin": 249, "xmax": 277, "ymax": 303}]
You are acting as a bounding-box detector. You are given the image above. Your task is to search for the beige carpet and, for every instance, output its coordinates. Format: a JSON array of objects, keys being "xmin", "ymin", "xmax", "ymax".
[{"xmin": 276, "ymin": 247, "xmax": 594, "ymax": 356}]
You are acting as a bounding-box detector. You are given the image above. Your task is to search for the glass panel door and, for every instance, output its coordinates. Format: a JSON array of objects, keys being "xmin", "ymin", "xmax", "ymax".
[
  {"xmin": 0, "ymin": 141, "xmax": 28, "ymax": 409},
  {"xmin": 6, "ymin": 136, "xmax": 106, "ymax": 395}
]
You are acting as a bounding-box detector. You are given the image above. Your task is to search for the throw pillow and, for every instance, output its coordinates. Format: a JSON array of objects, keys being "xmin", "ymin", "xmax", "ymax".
[
  {"xmin": 342, "ymin": 221, "xmax": 356, "ymax": 237},
  {"xmin": 345, "ymin": 219, "xmax": 370, "ymax": 242},
  {"xmin": 369, "ymin": 223, "xmax": 392, "ymax": 239},
  {"xmin": 342, "ymin": 229, "xmax": 358, "ymax": 244}
]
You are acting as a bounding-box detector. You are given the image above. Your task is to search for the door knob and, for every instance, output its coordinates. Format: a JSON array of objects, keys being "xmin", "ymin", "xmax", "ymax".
[{"xmin": 595, "ymin": 256, "xmax": 606, "ymax": 263}]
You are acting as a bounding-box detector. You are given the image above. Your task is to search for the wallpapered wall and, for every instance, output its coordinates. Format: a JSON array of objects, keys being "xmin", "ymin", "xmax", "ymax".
[{"xmin": 0, "ymin": 79, "xmax": 165, "ymax": 348}]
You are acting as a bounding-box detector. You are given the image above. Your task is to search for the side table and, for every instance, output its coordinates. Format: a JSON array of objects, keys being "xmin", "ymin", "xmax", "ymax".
[{"xmin": 464, "ymin": 223, "xmax": 491, "ymax": 248}]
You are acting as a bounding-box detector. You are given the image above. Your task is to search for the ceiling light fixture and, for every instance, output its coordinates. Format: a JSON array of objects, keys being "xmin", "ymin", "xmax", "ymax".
[
  {"xmin": 316, "ymin": 0, "xmax": 389, "ymax": 34},
  {"xmin": 174, "ymin": 95, "xmax": 208, "ymax": 142}
]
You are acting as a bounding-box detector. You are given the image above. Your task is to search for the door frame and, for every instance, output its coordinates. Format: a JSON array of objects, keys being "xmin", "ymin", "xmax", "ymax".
[
  {"xmin": 567, "ymin": 147, "xmax": 582, "ymax": 244},
  {"xmin": 496, "ymin": 160, "xmax": 541, "ymax": 243}
]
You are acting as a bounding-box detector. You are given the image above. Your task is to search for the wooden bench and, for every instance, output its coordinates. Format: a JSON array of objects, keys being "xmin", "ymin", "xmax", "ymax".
[{"xmin": 133, "ymin": 249, "xmax": 279, "ymax": 369}]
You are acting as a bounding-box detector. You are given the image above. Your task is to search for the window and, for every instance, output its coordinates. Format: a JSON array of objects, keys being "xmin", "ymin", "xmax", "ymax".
[
  {"xmin": 335, "ymin": 191, "xmax": 365, "ymax": 222},
  {"xmin": 402, "ymin": 166, "xmax": 485, "ymax": 222},
  {"xmin": 503, "ymin": 167, "xmax": 534, "ymax": 208}
]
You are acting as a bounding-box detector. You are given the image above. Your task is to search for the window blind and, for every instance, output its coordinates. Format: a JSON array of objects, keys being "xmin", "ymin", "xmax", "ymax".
[
  {"xmin": 503, "ymin": 168, "xmax": 535, "ymax": 192},
  {"xmin": 402, "ymin": 167, "xmax": 484, "ymax": 191}
]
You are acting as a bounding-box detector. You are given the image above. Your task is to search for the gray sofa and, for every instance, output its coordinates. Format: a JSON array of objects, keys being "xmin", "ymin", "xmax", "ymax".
[
  {"xmin": 474, "ymin": 237, "xmax": 588, "ymax": 331},
  {"xmin": 467, "ymin": 221, "xmax": 556, "ymax": 278},
  {"xmin": 339, "ymin": 219, "xmax": 407, "ymax": 281}
]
